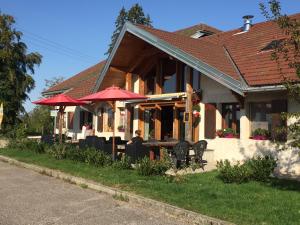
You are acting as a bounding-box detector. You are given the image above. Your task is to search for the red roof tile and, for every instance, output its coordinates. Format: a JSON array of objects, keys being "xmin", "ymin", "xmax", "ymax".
[
  {"xmin": 138, "ymin": 13, "xmax": 300, "ymax": 86},
  {"xmin": 44, "ymin": 60, "xmax": 106, "ymax": 98},
  {"xmin": 137, "ymin": 24, "xmax": 240, "ymax": 81}
]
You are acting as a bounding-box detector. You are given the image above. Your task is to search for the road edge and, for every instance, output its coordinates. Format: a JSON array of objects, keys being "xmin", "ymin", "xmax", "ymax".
[{"xmin": 0, "ymin": 155, "xmax": 234, "ymax": 225}]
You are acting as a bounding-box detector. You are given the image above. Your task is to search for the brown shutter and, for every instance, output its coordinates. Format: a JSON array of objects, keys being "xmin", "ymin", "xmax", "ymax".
[
  {"xmin": 67, "ymin": 112, "xmax": 74, "ymax": 129},
  {"xmin": 205, "ymin": 103, "xmax": 216, "ymax": 139}
]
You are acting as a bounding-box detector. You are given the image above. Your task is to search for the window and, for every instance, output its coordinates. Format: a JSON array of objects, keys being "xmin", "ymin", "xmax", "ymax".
[
  {"xmin": 163, "ymin": 60, "xmax": 177, "ymax": 93},
  {"xmin": 179, "ymin": 65, "xmax": 187, "ymax": 92},
  {"xmin": 144, "ymin": 68, "xmax": 155, "ymax": 95},
  {"xmin": 103, "ymin": 106, "xmax": 113, "ymax": 132},
  {"xmin": 144, "ymin": 108, "xmax": 156, "ymax": 140},
  {"xmin": 97, "ymin": 108, "xmax": 103, "ymax": 132},
  {"xmin": 222, "ymin": 103, "xmax": 241, "ymax": 134},
  {"xmin": 192, "ymin": 69, "xmax": 201, "ymax": 91},
  {"xmin": 250, "ymin": 100, "xmax": 287, "ymax": 140},
  {"xmin": 79, "ymin": 110, "xmax": 93, "ymax": 130}
]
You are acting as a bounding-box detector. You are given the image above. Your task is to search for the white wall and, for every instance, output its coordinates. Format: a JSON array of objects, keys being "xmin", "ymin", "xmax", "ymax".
[
  {"xmin": 201, "ymin": 75, "xmax": 237, "ymax": 103},
  {"xmin": 206, "ymin": 138, "xmax": 300, "ymax": 177}
]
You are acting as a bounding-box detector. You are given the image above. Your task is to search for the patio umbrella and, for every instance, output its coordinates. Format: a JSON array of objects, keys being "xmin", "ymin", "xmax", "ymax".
[
  {"xmin": 79, "ymin": 86, "xmax": 147, "ymax": 160},
  {"xmin": 33, "ymin": 94, "xmax": 85, "ymax": 144}
]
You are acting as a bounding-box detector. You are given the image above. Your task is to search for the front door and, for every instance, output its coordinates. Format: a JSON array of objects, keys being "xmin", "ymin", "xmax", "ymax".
[{"xmin": 205, "ymin": 103, "xmax": 216, "ymax": 139}]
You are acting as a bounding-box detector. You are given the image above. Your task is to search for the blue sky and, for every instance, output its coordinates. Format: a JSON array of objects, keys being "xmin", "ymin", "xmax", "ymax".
[{"xmin": 0, "ymin": 0, "xmax": 299, "ymax": 111}]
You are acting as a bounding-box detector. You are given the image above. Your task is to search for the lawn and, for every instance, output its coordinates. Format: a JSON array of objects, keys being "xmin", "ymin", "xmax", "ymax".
[{"xmin": 1, "ymin": 148, "xmax": 300, "ymax": 225}]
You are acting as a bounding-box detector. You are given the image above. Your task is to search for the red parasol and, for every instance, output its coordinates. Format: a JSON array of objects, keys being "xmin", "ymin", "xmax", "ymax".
[
  {"xmin": 80, "ymin": 86, "xmax": 147, "ymax": 160},
  {"xmin": 33, "ymin": 94, "xmax": 85, "ymax": 144}
]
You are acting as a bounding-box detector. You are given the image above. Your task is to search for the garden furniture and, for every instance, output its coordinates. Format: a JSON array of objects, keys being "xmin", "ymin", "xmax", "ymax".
[
  {"xmin": 192, "ymin": 140, "xmax": 208, "ymax": 170},
  {"xmin": 172, "ymin": 141, "xmax": 190, "ymax": 168}
]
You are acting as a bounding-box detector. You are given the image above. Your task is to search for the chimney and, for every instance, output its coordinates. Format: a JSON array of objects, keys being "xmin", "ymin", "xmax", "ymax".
[{"xmin": 242, "ymin": 15, "xmax": 254, "ymax": 32}]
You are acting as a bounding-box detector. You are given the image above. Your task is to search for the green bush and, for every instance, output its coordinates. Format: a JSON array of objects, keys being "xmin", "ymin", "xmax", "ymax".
[
  {"xmin": 217, "ymin": 160, "xmax": 252, "ymax": 183},
  {"xmin": 252, "ymin": 128, "xmax": 270, "ymax": 137},
  {"xmin": 48, "ymin": 144, "xmax": 68, "ymax": 160},
  {"xmin": 136, "ymin": 152, "xmax": 172, "ymax": 176},
  {"xmin": 7, "ymin": 139, "xmax": 46, "ymax": 154},
  {"xmin": 137, "ymin": 157, "xmax": 153, "ymax": 176},
  {"xmin": 65, "ymin": 147, "xmax": 112, "ymax": 167},
  {"xmin": 245, "ymin": 155, "xmax": 277, "ymax": 182},
  {"xmin": 112, "ymin": 155, "xmax": 132, "ymax": 170},
  {"xmin": 217, "ymin": 155, "xmax": 277, "ymax": 183}
]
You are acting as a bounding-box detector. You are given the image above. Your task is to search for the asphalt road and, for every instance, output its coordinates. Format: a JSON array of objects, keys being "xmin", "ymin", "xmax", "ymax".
[{"xmin": 0, "ymin": 161, "xmax": 185, "ymax": 225}]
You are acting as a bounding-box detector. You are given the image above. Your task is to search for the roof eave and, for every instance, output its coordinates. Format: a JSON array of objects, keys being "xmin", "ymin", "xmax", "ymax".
[{"xmin": 94, "ymin": 22, "xmax": 245, "ymax": 96}]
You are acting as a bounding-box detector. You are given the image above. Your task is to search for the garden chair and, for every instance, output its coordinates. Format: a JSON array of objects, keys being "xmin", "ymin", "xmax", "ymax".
[
  {"xmin": 125, "ymin": 140, "xmax": 149, "ymax": 163},
  {"xmin": 172, "ymin": 141, "xmax": 190, "ymax": 169},
  {"xmin": 192, "ymin": 140, "xmax": 208, "ymax": 170}
]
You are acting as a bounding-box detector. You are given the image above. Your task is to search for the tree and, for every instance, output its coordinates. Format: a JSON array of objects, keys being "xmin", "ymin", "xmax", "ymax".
[
  {"xmin": 44, "ymin": 76, "xmax": 64, "ymax": 92},
  {"xmin": 0, "ymin": 12, "xmax": 42, "ymax": 129},
  {"xmin": 106, "ymin": 3, "xmax": 152, "ymax": 55},
  {"xmin": 260, "ymin": 0, "xmax": 300, "ymax": 148}
]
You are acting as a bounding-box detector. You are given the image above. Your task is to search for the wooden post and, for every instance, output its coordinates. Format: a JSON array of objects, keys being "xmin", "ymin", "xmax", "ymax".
[
  {"xmin": 155, "ymin": 107, "xmax": 161, "ymax": 140},
  {"xmin": 58, "ymin": 106, "xmax": 65, "ymax": 144},
  {"xmin": 173, "ymin": 106, "xmax": 179, "ymax": 139},
  {"xmin": 125, "ymin": 73, "xmax": 132, "ymax": 140},
  {"xmin": 112, "ymin": 101, "xmax": 116, "ymax": 161},
  {"xmin": 185, "ymin": 66, "xmax": 193, "ymax": 142}
]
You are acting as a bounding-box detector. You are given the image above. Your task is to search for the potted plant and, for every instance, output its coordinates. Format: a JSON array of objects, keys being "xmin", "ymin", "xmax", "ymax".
[
  {"xmin": 216, "ymin": 128, "xmax": 238, "ymax": 138},
  {"xmin": 251, "ymin": 128, "xmax": 270, "ymax": 140},
  {"xmin": 118, "ymin": 125, "xmax": 125, "ymax": 132},
  {"xmin": 192, "ymin": 105, "xmax": 201, "ymax": 118}
]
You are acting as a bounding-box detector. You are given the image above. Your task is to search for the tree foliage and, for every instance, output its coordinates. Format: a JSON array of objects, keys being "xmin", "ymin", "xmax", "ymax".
[
  {"xmin": 260, "ymin": 0, "xmax": 300, "ymax": 149},
  {"xmin": 106, "ymin": 3, "xmax": 152, "ymax": 55},
  {"xmin": 0, "ymin": 12, "xmax": 42, "ymax": 129}
]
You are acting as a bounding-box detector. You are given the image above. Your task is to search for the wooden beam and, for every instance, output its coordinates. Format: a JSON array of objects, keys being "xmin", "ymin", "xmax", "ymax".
[
  {"xmin": 139, "ymin": 74, "xmax": 145, "ymax": 95},
  {"xmin": 138, "ymin": 107, "xmax": 144, "ymax": 139},
  {"xmin": 109, "ymin": 66, "xmax": 126, "ymax": 73},
  {"xmin": 155, "ymin": 108, "xmax": 161, "ymax": 140},
  {"xmin": 185, "ymin": 66, "xmax": 193, "ymax": 142},
  {"xmin": 231, "ymin": 90, "xmax": 245, "ymax": 109},
  {"xmin": 125, "ymin": 72, "xmax": 132, "ymax": 91},
  {"xmin": 173, "ymin": 107, "xmax": 179, "ymax": 139}
]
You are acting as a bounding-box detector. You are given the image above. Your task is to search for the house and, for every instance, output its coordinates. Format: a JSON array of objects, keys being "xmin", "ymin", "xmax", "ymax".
[{"xmin": 43, "ymin": 14, "xmax": 300, "ymax": 177}]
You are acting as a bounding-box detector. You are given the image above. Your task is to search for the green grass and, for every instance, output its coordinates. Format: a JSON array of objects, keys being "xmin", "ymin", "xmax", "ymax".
[{"xmin": 1, "ymin": 148, "xmax": 300, "ymax": 225}]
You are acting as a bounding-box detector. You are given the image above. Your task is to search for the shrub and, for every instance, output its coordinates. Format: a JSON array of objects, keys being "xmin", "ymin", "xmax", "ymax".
[
  {"xmin": 66, "ymin": 147, "xmax": 112, "ymax": 167},
  {"xmin": 245, "ymin": 155, "xmax": 277, "ymax": 182},
  {"xmin": 7, "ymin": 139, "xmax": 46, "ymax": 154},
  {"xmin": 136, "ymin": 152, "xmax": 172, "ymax": 176},
  {"xmin": 217, "ymin": 155, "xmax": 277, "ymax": 183},
  {"xmin": 252, "ymin": 128, "xmax": 270, "ymax": 137},
  {"xmin": 136, "ymin": 157, "xmax": 153, "ymax": 176},
  {"xmin": 112, "ymin": 155, "xmax": 132, "ymax": 170},
  {"xmin": 217, "ymin": 160, "xmax": 252, "ymax": 183},
  {"xmin": 48, "ymin": 144, "xmax": 68, "ymax": 160}
]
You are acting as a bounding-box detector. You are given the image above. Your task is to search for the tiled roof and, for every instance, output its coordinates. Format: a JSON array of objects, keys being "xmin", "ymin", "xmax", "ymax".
[
  {"xmin": 137, "ymin": 24, "xmax": 240, "ymax": 81},
  {"xmin": 173, "ymin": 23, "xmax": 221, "ymax": 36},
  {"xmin": 44, "ymin": 60, "xmax": 106, "ymax": 98},
  {"xmin": 137, "ymin": 13, "xmax": 300, "ymax": 86}
]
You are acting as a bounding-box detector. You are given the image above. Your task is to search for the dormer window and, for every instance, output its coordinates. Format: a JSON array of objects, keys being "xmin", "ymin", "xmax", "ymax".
[{"xmin": 190, "ymin": 30, "xmax": 215, "ymax": 39}]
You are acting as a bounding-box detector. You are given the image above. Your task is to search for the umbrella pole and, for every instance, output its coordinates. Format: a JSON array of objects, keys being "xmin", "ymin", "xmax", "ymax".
[
  {"xmin": 59, "ymin": 106, "xmax": 63, "ymax": 144},
  {"xmin": 112, "ymin": 101, "xmax": 116, "ymax": 161}
]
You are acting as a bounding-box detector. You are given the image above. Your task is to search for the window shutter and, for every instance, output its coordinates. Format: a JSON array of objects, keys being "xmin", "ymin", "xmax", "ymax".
[
  {"xmin": 68, "ymin": 112, "xmax": 74, "ymax": 129},
  {"xmin": 79, "ymin": 111, "xmax": 85, "ymax": 129}
]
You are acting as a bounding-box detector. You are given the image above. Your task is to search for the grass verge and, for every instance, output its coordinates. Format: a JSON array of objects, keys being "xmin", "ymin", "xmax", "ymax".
[{"xmin": 1, "ymin": 148, "xmax": 300, "ymax": 225}]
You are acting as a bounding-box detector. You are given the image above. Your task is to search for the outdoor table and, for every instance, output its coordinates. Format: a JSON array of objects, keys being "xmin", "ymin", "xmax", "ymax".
[{"xmin": 142, "ymin": 141, "xmax": 178, "ymax": 160}]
